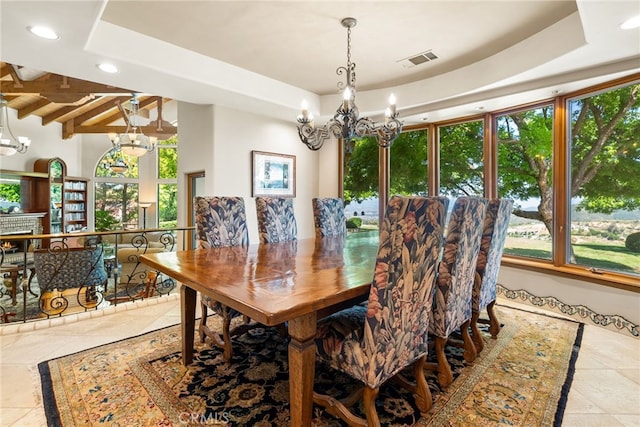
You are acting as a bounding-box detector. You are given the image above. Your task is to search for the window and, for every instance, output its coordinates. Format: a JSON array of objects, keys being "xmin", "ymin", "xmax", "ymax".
[
  {"xmin": 496, "ymin": 105, "xmax": 554, "ymax": 260},
  {"xmin": 567, "ymin": 82, "xmax": 640, "ymax": 276},
  {"xmin": 343, "ymin": 136, "xmax": 380, "ymax": 227},
  {"xmin": 438, "ymin": 119, "xmax": 484, "ymax": 199},
  {"xmin": 347, "ymin": 73, "xmax": 640, "ymax": 286},
  {"xmin": 94, "ymin": 150, "xmax": 140, "ymax": 230},
  {"xmin": 157, "ymin": 137, "xmax": 178, "ymax": 228},
  {"xmin": 390, "ymin": 128, "xmax": 428, "ymax": 197}
]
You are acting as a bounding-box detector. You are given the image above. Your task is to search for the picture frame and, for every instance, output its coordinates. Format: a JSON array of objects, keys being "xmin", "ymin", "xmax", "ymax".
[{"xmin": 252, "ymin": 150, "xmax": 296, "ymax": 197}]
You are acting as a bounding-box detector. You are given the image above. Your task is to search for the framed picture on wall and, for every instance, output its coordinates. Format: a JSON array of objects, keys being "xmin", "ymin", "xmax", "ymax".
[{"xmin": 252, "ymin": 150, "xmax": 296, "ymax": 197}]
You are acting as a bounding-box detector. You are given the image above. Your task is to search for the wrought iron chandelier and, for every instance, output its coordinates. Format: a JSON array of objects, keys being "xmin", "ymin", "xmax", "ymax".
[
  {"xmin": 296, "ymin": 17, "xmax": 402, "ymax": 150},
  {"xmin": 0, "ymin": 94, "xmax": 31, "ymax": 156},
  {"xmin": 108, "ymin": 94, "xmax": 157, "ymax": 157}
]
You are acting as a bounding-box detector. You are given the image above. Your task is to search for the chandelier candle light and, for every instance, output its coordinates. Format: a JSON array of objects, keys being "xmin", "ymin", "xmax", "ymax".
[
  {"xmin": 296, "ymin": 17, "xmax": 402, "ymax": 150},
  {"xmin": 0, "ymin": 94, "xmax": 31, "ymax": 156},
  {"xmin": 108, "ymin": 95, "xmax": 157, "ymax": 157}
]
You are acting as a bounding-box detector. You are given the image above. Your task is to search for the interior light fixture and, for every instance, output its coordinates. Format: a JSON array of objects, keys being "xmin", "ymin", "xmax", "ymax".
[
  {"xmin": 97, "ymin": 63, "xmax": 119, "ymax": 74},
  {"xmin": 102, "ymin": 148, "xmax": 129, "ymax": 175},
  {"xmin": 0, "ymin": 94, "xmax": 31, "ymax": 156},
  {"xmin": 296, "ymin": 17, "xmax": 402, "ymax": 150},
  {"xmin": 139, "ymin": 202, "xmax": 153, "ymax": 229},
  {"xmin": 28, "ymin": 25, "xmax": 60, "ymax": 40},
  {"xmin": 620, "ymin": 14, "xmax": 640, "ymax": 30},
  {"xmin": 108, "ymin": 94, "xmax": 157, "ymax": 157}
]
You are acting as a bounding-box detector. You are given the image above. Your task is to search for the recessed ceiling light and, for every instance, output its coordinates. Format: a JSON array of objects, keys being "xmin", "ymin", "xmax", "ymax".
[
  {"xmin": 28, "ymin": 25, "xmax": 59, "ymax": 40},
  {"xmin": 621, "ymin": 14, "xmax": 640, "ymax": 30},
  {"xmin": 97, "ymin": 63, "xmax": 119, "ymax": 74}
]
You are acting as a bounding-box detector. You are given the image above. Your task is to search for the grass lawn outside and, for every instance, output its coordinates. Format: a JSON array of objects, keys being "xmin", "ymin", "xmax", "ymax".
[{"xmin": 505, "ymin": 237, "xmax": 640, "ymax": 276}]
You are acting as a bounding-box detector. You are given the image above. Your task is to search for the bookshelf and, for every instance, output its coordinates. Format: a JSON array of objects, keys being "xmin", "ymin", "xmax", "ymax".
[
  {"xmin": 32, "ymin": 158, "xmax": 90, "ymax": 234},
  {"xmin": 63, "ymin": 177, "xmax": 88, "ymax": 232}
]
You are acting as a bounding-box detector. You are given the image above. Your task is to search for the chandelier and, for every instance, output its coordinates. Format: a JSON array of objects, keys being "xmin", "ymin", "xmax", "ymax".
[
  {"xmin": 296, "ymin": 17, "xmax": 402, "ymax": 151},
  {"xmin": 102, "ymin": 148, "xmax": 129, "ymax": 175},
  {"xmin": 108, "ymin": 95, "xmax": 157, "ymax": 157},
  {"xmin": 0, "ymin": 94, "xmax": 31, "ymax": 156}
]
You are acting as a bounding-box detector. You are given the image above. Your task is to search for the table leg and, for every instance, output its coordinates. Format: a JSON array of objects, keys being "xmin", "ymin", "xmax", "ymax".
[
  {"xmin": 181, "ymin": 285, "xmax": 196, "ymax": 366},
  {"xmin": 287, "ymin": 312, "xmax": 317, "ymax": 427}
]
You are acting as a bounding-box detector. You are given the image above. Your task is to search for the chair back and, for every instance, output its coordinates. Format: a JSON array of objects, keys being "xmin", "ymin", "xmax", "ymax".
[
  {"xmin": 255, "ymin": 197, "xmax": 297, "ymax": 243},
  {"xmin": 34, "ymin": 244, "xmax": 107, "ymax": 292},
  {"xmin": 312, "ymin": 197, "xmax": 347, "ymax": 237},
  {"xmin": 361, "ymin": 196, "xmax": 448, "ymax": 386},
  {"xmin": 430, "ymin": 196, "xmax": 487, "ymax": 338},
  {"xmin": 473, "ymin": 198, "xmax": 513, "ymax": 312},
  {"xmin": 194, "ymin": 196, "xmax": 249, "ymax": 248}
]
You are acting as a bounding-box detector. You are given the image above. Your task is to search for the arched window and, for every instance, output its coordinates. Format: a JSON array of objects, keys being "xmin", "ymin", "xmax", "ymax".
[{"xmin": 94, "ymin": 149, "xmax": 140, "ymax": 230}]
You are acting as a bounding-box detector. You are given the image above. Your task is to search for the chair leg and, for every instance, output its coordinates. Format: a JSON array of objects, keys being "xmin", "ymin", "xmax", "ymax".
[
  {"xmin": 412, "ymin": 355, "xmax": 433, "ymax": 414},
  {"xmin": 487, "ymin": 300, "xmax": 501, "ymax": 338},
  {"xmin": 313, "ymin": 388, "xmax": 368, "ymax": 426},
  {"xmin": 362, "ymin": 386, "xmax": 381, "ymax": 427},
  {"xmin": 434, "ymin": 336, "xmax": 453, "ymax": 389},
  {"xmin": 470, "ymin": 310, "xmax": 484, "ymax": 353},
  {"xmin": 461, "ymin": 319, "xmax": 477, "ymax": 363}
]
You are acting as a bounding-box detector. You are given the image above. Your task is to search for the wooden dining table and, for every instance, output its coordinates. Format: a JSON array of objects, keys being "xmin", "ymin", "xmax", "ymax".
[{"xmin": 140, "ymin": 232, "xmax": 379, "ymax": 426}]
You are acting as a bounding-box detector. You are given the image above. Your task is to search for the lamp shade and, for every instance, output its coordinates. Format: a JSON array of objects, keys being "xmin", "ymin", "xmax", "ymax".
[
  {"xmin": 0, "ymin": 143, "xmax": 17, "ymax": 156},
  {"xmin": 120, "ymin": 143, "xmax": 150, "ymax": 157}
]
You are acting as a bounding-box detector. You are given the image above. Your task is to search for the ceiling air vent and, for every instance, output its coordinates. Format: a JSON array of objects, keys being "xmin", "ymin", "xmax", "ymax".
[{"xmin": 398, "ymin": 50, "xmax": 439, "ymax": 68}]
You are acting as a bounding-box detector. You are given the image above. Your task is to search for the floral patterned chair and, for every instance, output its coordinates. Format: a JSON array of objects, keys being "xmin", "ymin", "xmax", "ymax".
[
  {"xmin": 471, "ymin": 198, "xmax": 513, "ymax": 352},
  {"xmin": 428, "ymin": 196, "xmax": 487, "ymax": 389},
  {"xmin": 194, "ymin": 196, "xmax": 252, "ymax": 362},
  {"xmin": 255, "ymin": 197, "xmax": 297, "ymax": 243},
  {"xmin": 312, "ymin": 197, "xmax": 347, "ymax": 237},
  {"xmin": 313, "ymin": 196, "xmax": 449, "ymax": 426}
]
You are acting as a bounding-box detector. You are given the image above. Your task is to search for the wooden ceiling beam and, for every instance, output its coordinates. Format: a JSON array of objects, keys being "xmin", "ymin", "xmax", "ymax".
[
  {"xmin": 42, "ymin": 105, "xmax": 79, "ymax": 125},
  {"xmin": 66, "ymin": 96, "xmax": 131, "ymax": 126},
  {"xmin": 0, "ymin": 63, "xmax": 13, "ymax": 78},
  {"xmin": 0, "ymin": 75, "xmax": 134, "ymax": 96},
  {"xmin": 17, "ymin": 98, "xmax": 51, "ymax": 119},
  {"xmin": 73, "ymin": 124, "xmax": 178, "ymax": 135}
]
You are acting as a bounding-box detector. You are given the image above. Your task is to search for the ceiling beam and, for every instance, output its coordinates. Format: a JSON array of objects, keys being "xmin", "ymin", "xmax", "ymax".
[
  {"xmin": 42, "ymin": 105, "xmax": 79, "ymax": 125},
  {"xmin": 17, "ymin": 98, "xmax": 51, "ymax": 119},
  {"xmin": 73, "ymin": 124, "xmax": 178, "ymax": 135},
  {"xmin": 66, "ymin": 96, "xmax": 131, "ymax": 126},
  {"xmin": 0, "ymin": 74, "xmax": 134, "ymax": 96}
]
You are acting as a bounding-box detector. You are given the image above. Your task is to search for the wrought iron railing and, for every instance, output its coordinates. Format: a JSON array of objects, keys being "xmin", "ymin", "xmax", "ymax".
[{"xmin": 0, "ymin": 227, "xmax": 194, "ymax": 324}]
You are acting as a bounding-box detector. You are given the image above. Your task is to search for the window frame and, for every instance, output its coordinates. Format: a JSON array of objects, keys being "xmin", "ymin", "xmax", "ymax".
[{"xmin": 340, "ymin": 73, "xmax": 640, "ymax": 293}]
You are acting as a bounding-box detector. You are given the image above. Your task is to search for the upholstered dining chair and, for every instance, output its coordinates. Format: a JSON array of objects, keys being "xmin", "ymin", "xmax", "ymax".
[
  {"xmin": 428, "ymin": 196, "xmax": 487, "ymax": 389},
  {"xmin": 312, "ymin": 197, "xmax": 347, "ymax": 237},
  {"xmin": 255, "ymin": 197, "xmax": 297, "ymax": 243},
  {"xmin": 470, "ymin": 198, "xmax": 514, "ymax": 353},
  {"xmin": 313, "ymin": 195, "xmax": 449, "ymax": 426},
  {"xmin": 194, "ymin": 196, "xmax": 252, "ymax": 362}
]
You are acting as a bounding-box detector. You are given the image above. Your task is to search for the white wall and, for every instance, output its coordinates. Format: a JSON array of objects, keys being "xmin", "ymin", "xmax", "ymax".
[
  {"xmin": 499, "ymin": 266, "xmax": 640, "ymax": 328},
  {"xmin": 176, "ymin": 103, "xmax": 323, "ymax": 243},
  {"xmin": 176, "ymin": 102, "xmax": 215, "ymax": 231},
  {"xmin": 0, "ymin": 109, "xmax": 82, "ymax": 174},
  {"xmin": 210, "ymin": 105, "xmax": 320, "ymax": 241}
]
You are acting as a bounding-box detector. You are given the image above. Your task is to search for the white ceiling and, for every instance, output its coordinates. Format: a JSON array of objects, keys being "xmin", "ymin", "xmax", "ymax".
[{"xmin": 1, "ymin": 0, "xmax": 639, "ymax": 125}]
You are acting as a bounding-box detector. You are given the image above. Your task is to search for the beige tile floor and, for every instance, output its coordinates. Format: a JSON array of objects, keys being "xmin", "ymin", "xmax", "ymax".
[{"xmin": 0, "ymin": 295, "xmax": 638, "ymax": 426}]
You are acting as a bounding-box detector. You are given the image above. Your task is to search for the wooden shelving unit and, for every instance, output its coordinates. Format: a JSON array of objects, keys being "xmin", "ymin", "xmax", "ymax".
[
  {"xmin": 31, "ymin": 158, "xmax": 90, "ymax": 234},
  {"xmin": 63, "ymin": 177, "xmax": 88, "ymax": 232}
]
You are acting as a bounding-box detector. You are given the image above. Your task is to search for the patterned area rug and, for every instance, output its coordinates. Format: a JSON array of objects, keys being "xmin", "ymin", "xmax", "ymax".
[{"xmin": 39, "ymin": 305, "xmax": 583, "ymax": 426}]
